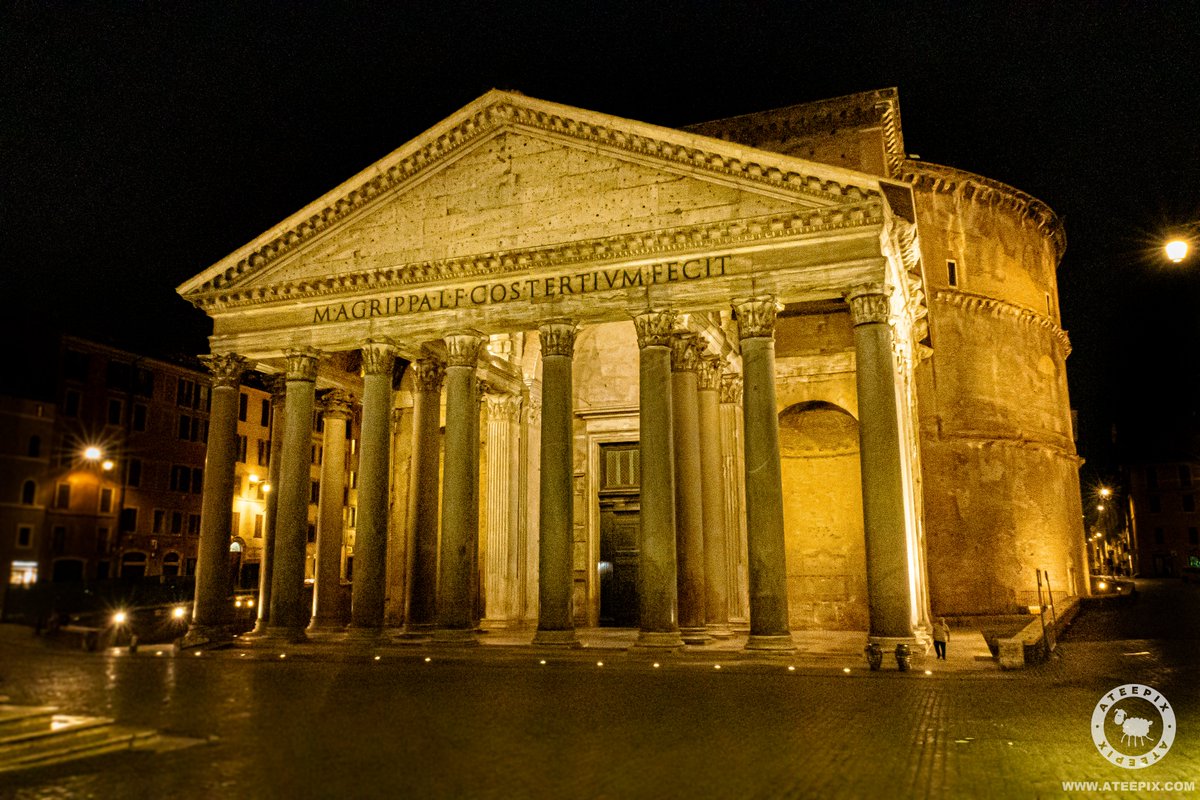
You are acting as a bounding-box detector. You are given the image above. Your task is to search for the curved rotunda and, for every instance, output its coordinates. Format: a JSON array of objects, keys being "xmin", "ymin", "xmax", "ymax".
[{"xmin": 177, "ymin": 89, "xmax": 1086, "ymax": 662}]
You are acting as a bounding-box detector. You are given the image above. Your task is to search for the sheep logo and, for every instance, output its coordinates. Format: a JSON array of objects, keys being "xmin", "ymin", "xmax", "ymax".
[{"xmin": 1091, "ymin": 684, "xmax": 1176, "ymax": 769}]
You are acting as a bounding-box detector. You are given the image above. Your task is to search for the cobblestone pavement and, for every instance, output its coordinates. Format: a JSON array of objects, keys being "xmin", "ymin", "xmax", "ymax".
[{"xmin": 1, "ymin": 580, "xmax": 1197, "ymax": 799}]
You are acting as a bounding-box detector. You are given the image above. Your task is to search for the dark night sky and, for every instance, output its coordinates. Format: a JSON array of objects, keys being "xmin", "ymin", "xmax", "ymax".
[{"xmin": 3, "ymin": 2, "xmax": 1199, "ymax": 476}]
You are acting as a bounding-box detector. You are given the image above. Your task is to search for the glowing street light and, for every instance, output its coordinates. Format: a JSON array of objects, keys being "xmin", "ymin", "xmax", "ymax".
[
  {"xmin": 1165, "ymin": 239, "xmax": 1189, "ymax": 263},
  {"xmin": 1098, "ymin": 487, "xmax": 1112, "ymax": 499},
  {"xmin": 101, "ymin": 459, "xmax": 115, "ymax": 471},
  {"xmin": 83, "ymin": 446, "xmax": 102, "ymax": 460}
]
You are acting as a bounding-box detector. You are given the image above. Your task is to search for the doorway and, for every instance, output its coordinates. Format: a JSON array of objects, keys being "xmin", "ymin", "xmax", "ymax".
[{"xmin": 599, "ymin": 443, "xmax": 640, "ymax": 627}]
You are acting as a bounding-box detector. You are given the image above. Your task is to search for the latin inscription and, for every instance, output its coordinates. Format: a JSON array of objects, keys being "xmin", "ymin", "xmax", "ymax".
[{"xmin": 312, "ymin": 256, "xmax": 729, "ymax": 324}]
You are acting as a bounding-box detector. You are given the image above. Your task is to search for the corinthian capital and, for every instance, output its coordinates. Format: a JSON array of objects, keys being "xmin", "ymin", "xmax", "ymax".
[
  {"xmin": 632, "ymin": 309, "xmax": 676, "ymax": 349},
  {"xmin": 444, "ymin": 330, "xmax": 486, "ymax": 368},
  {"xmin": 200, "ymin": 353, "xmax": 247, "ymax": 389},
  {"xmin": 845, "ymin": 283, "xmax": 892, "ymax": 326},
  {"xmin": 485, "ymin": 392, "xmax": 523, "ymax": 421},
  {"xmin": 283, "ymin": 348, "xmax": 320, "ymax": 382},
  {"xmin": 538, "ymin": 320, "xmax": 578, "ymax": 359},
  {"xmin": 265, "ymin": 374, "xmax": 288, "ymax": 405},
  {"xmin": 669, "ymin": 333, "xmax": 702, "ymax": 373},
  {"xmin": 698, "ymin": 354, "xmax": 723, "ymax": 390},
  {"xmin": 732, "ymin": 296, "xmax": 781, "ymax": 340},
  {"xmin": 360, "ymin": 339, "xmax": 396, "ymax": 376},
  {"xmin": 410, "ymin": 356, "xmax": 446, "ymax": 392},
  {"xmin": 719, "ymin": 373, "xmax": 743, "ymax": 404},
  {"xmin": 320, "ymin": 389, "xmax": 354, "ymax": 419}
]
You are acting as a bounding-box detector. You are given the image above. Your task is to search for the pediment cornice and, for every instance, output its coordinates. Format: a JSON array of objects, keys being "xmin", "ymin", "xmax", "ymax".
[
  {"xmin": 179, "ymin": 91, "xmax": 888, "ymax": 301},
  {"xmin": 190, "ymin": 199, "xmax": 886, "ymax": 312}
]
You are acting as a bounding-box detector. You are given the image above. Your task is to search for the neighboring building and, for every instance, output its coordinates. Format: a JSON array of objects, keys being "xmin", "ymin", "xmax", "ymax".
[
  {"xmin": 1127, "ymin": 457, "xmax": 1200, "ymax": 577},
  {"xmin": 0, "ymin": 335, "xmax": 357, "ymax": 618},
  {"xmin": 174, "ymin": 88, "xmax": 1087, "ymax": 655}
]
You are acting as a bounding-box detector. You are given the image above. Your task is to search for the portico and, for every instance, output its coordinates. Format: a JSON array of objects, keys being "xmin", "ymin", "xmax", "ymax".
[{"xmin": 178, "ymin": 91, "xmax": 932, "ymax": 665}]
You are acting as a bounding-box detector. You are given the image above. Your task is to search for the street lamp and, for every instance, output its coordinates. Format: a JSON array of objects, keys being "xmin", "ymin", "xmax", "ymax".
[
  {"xmin": 1164, "ymin": 222, "xmax": 1199, "ymax": 263},
  {"xmin": 1165, "ymin": 239, "xmax": 1189, "ymax": 263}
]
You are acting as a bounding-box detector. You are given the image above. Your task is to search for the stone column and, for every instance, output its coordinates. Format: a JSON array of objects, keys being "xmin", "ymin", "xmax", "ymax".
[
  {"xmin": 534, "ymin": 320, "xmax": 580, "ymax": 646},
  {"xmin": 349, "ymin": 340, "xmax": 395, "ymax": 635},
  {"xmin": 734, "ymin": 296, "xmax": 794, "ymax": 651},
  {"xmin": 309, "ymin": 390, "xmax": 352, "ymax": 632},
  {"xmin": 266, "ymin": 348, "xmax": 320, "ymax": 642},
  {"xmin": 251, "ymin": 375, "xmax": 286, "ymax": 635},
  {"xmin": 719, "ymin": 373, "xmax": 747, "ymax": 624},
  {"xmin": 670, "ymin": 333, "xmax": 709, "ymax": 645},
  {"xmin": 698, "ymin": 354, "xmax": 730, "ymax": 636},
  {"xmin": 484, "ymin": 390, "xmax": 522, "ymax": 627},
  {"xmin": 434, "ymin": 331, "xmax": 486, "ymax": 645},
  {"xmin": 632, "ymin": 311, "xmax": 683, "ymax": 648},
  {"xmin": 847, "ymin": 284, "xmax": 915, "ymax": 666},
  {"xmin": 403, "ymin": 356, "xmax": 444, "ymax": 636},
  {"xmin": 183, "ymin": 353, "xmax": 246, "ymax": 646}
]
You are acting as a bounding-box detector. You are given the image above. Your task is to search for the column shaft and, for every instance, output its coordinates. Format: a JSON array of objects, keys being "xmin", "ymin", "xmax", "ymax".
[
  {"xmin": 484, "ymin": 393, "xmax": 521, "ymax": 624},
  {"xmin": 534, "ymin": 321, "xmax": 579, "ymax": 645},
  {"xmin": 633, "ymin": 311, "xmax": 683, "ymax": 648},
  {"xmin": 404, "ymin": 358, "xmax": 444, "ymax": 633},
  {"xmin": 186, "ymin": 353, "xmax": 245, "ymax": 642},
  {"xmin": 310, "ymin": 391, "xmax": 351, "ymax": 631},
  {"xmin": 719, "ymin": 374, "xmax": 748, "ymax": 623},
  {"xmin": 671, "ymin": 334, "xmax": 708, "ymax": 643},
  {"xmin": 350, "ymin": 341, "xmax": 395, "ymax": 632},
  {"xmin": 735, "ymin": 297, "xmax": 794, "ymax": 651},
  {"xmin": 252, "ymin": 378, "xmax": 286, "ymax": 634},
  {"xmin": 848, "ymin": 285, "xmax": 914, "ymax": 640},
  {"xmin": 698, "ymin": 356, "xmax": 730, "ymax": 632},
  {"xmin": 267, "ymin": 349, "xmax": 319, "ymax": 640},
  {"xmin": 435, "ymin": 332, "xmax": 485, "ymax": 644}
]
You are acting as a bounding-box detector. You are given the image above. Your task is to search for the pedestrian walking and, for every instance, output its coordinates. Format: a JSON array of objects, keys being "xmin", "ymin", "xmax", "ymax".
[{"xmin": 933, "ymin": 618, "xmax": 950, "ymax": 660}]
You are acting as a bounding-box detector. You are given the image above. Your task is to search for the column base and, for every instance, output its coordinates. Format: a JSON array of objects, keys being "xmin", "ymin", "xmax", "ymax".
[
  {"xmin": 396, "ymin": 623, "xmax": 435, "ymax": 641},
  {"xmin": 245, "ymin": 619, "xmax": 271, "ymax": 638},
  {"xmin": 260, "ymin": 627, "xmax": 309, "ymax": 645},
  {"xmin": 745, "ymin": 634, "xmax": 797, "ymax": 652},
  {"xmin": 343, "ymin": 626, "xmax": 384, "ymax": 642},
  {"xmin": 631, "ymin": 630, "xmax": 684, "ymax": 650},
  {"xmin": 532, "ymin": 628, "xmax": 581, "ymax": 647},
  {"xmin": 431, "ymin": 628, "xmax": 480, "ymax": 647},
  {"xmin": 306, "ymin": 619, "xmax": 347, "ymax": 635},
  {"xmin": 680, "ymin": 627, "xmax": 713, "ymax": 645},
  {"xmin": 180, "ymin": 625, "xmax": 230, "ymax": 650},
  {"xmin": 706, "ymin": 623, "xmax": 735, "ymax": 640}
]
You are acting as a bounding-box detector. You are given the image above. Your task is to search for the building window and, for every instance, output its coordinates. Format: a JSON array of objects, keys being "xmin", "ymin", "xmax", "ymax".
[
  {"xmin": 313, "ymin": 412, "xmax": 324, "ymax": 433},
  {"xmin": 947, "ymin": 259, "xmax": 958, "ymax": 288},
  {"xmin": 55, "ymin": 483, "xmax": 71, "ymax": 509},
  {"xmin": 63, "ymin": 390, "xmax": 80, "ymax": 418},
  {"xmin": 188, "ymin": 514, "xmax": 201, "ymax": 535},
  {"xmin": 1155, "ymin": 527, "xmax": 1165, "ymax": 545},
  {"xmin": 127, "ymin": 458, "xmax": 142, "ymax": 488},
  {"xmin": 162, "ymin": 552, "xmax": 181, "ymax": 577},
  {"xmin": 119, "ymin": 507, "xmax": 138, "ymax": 533},
  {"xmin": 311, "ymin": 480, "xmax": 321, "ymax": 504},
  {"xmin": 254, "ymin": 514, "xmax": 263, "ymax": 538},
  {"xmin": 153, "ymin": 509, "xmax": 166, "ymax": 534},
  {"xmin": 238, "ymin": 392, "xmax": 248, "ymax": 422},
  {"xmin": 257, "ymin": 439, "xmax": 268, "ymax": 466},
  {"xmin": 1185, "ymin": 494, "xmax": 1196, "ymax": 513},
  {"xmin": 192, "ymin": 468, "xmax": 204, "ymax": 492},
  {"xmin": 107, "ymin": 398, "xmax": 123, "ymax": 426},
  {"xmin": 170, "ymin": 466, "xmax": 191, "ymax": 493},
  {"xmin": 348, "ymin": 506, "xmax": 357, "ymax": 528},
  {"xmin": 231, "ymin": 511, "xmax": 241, "ymax": 536},
  {"xmin": 237, "ymin": 435, "xmax": 248, "ymax": 463},
  {"xmin": 106, "ymin": 360, "xmax": 131, "ymax": 389},
  {"xmin": 99, "ymin": 487, "xmax": 114, "ymax": 514},
  {"xmin": 21, "ymin": 480, "xmax": 36, "ymax": 505},
  {"xmin": 349, "ymin": 470, "xmax": 357, "ymax": 489},
  {"xmin": 177, "ymin": 378, "xmax": 195, "ymax": 408},
  {"xmin": 16, "ymin": 525, "xmax": 33, "ymax": 549},
  {"xmin": 28, "ymin": 436, "xmax": 41, "ymax": 457},
  {"xmin": 52, "ymin": 526, "xmax": 66, "ymax": 553},
  {"xmin": 307, "ymin": 524, "xmax": 316, "ymax": 543},
  {"xmin": 133, "ymin": 404, "xmax": 147, "ymax": 432},
  {"xmin": 261, "ymin": 399, "xmax": 271, "ymax": 427},
  {"xmin": 171, "ymin": 511, "xmax": 184, "ymax": 534},
  {"xmin": 10, "ymin": 560, "xmax": 38, "ymax": 586},
  {"xmin": 1147, "ymin": 467, "xmax": 1158, "ymax": 488},
  {"xmin": 1149, "ymin": 495, "xmax": 1161, "ymax": 513},
  {"xmin": 1181, "ymin": 466, "xmax": 1193, "ymax": 487},
  {"xmin": 134, "ymin": 368, "xmax": 155, "ymax": 398}
]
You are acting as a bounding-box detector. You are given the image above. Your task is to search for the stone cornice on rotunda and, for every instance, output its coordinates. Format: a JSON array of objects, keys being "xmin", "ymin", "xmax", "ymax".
[
  {"xmin": 931, "ymin": 289, "xmax": 1072, "ymax": 356},
  {"xmin": 896, "ymin": 160, "xmax": 1066, "ymax": 261}
]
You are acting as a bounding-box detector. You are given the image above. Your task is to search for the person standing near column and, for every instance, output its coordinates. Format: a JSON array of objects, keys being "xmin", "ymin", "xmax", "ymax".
[{"xmin": 183, "ymin": 352, "xmax": 246, "ymax": 647}]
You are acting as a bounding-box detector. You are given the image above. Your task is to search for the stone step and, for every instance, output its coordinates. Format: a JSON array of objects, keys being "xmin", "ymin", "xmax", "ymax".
[
  {"xmin": 0, "ymin": 704, "xmax": 58, "ymax": 728},
  {"xmin": 0, "ymin": 723, "xmax": 158, "ymax": 774},
  {"xmin": 0, "ymin": 714, "xmax": 115, "ymax": 749}
]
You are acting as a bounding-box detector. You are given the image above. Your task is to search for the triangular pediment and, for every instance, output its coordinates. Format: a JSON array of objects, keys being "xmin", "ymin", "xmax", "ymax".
[{"xmin": 179, "ymin": 91, "xmax": 886, "ymax": 303}]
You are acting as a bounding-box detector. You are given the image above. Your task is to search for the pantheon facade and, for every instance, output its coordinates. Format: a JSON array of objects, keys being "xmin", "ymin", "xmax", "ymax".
[{"xmin": 177, "ymin": 89, "xmax": 1087, "ymax": 664}]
